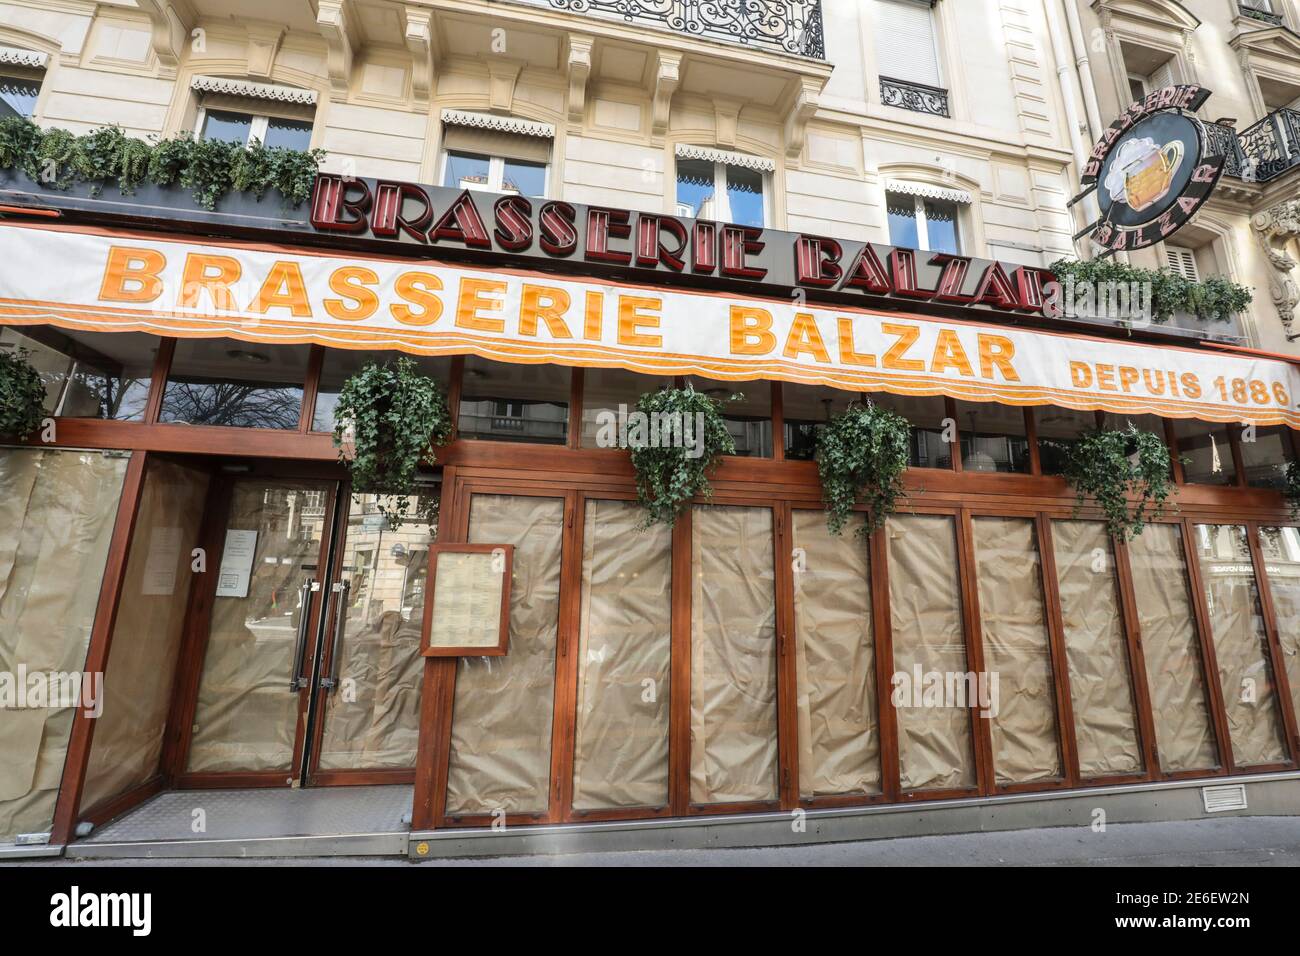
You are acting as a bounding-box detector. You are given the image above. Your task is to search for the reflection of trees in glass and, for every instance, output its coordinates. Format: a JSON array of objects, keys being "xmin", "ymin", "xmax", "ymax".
[{"xmin": 160, "ymin": 379, "xmax": 301, "ymax": 429}]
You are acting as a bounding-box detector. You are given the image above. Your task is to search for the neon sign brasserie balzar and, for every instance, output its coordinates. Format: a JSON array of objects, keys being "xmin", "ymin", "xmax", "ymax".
[{"xmin": 1, "ymin": 142, "xmax": 1299, "ymax": 859}]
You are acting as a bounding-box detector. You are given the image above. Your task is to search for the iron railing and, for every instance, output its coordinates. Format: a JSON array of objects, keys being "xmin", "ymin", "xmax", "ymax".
[
  {"xmin": 879, "ymin": 76, "xmax": 951, "ymax": 118},
  {"xmin": 1238, "ymin": 1, "xmax": 1284, "ymax": 25},
  {"xmin": 539, "ymin": 0, "xmax": 825, "ymax": 58},
  {"xmin": 1211, "ymin": 109, "xmax": 1300, "ymax": 184}
]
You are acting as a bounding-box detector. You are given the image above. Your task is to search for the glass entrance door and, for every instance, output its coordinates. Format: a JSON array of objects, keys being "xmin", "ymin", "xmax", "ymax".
[
  {"xmin": 307, "ymin": 489, "xmax": 440, "ymax": 781},
  {"xmin": 180, "ymin": 477, "xmax": 340, "ymax": 784}
]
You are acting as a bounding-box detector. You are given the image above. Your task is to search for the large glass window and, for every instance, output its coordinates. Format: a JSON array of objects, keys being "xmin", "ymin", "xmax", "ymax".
[
  {"xmin": 675, "ymin": 157, "xmax": 766, "ymax": 227},
  {"xmin": 792, "ymin": 510, "xmax": 881, "ymax": 798},
  {"xmin": 579, "ymin": 367, "xmax": 675, "ymax": 449},
  {"xmin": 1173, "ymin": 418, "xmax": 1236, "ymax": 485},
  {"xmin": 972, "ymin": 516, "xmax": 1063, "ymax": 784},
  {"xmin": 312, "ymin": 349, "xmax": 451, "ymax": 433},
  {"xmin": 1127, "ymin": 523, "xmax": 1219, "ymax": 771},
  {"xmin": 200, "ymin": 108, "xmax": 313, "ymax": 150},
  {"xmin": 690, "ymin": 504, "xmax": 778, "ymax": 804},
  {"xmin": 446, "ymin": 494, "xmax": 565, "ymax": 815},
  {"xmin": 1194, "ymin": 524, "xmax": 1289, "ymax": 767},
  {"xmin": 1255, "ymin": 526, "xmax": 1300, "ymax": 734},
  {"xmin": 458, "ymin": 357, "xmax": 570, "ymax": 445},
  {"xmin": 887, "ymin": 514, "xmax": 977, "ymax": 791},
  {"xmin": 1239, "ymin": 425, "xmax": 1294, "ymax": 490},
  {"xmin": 684, "ymin": 375, "xmax": 771, "ymax": 457},
  {"xmin": 886, "ymin": 192, "xmax": 960, "ymax": 254},
  {"xmin": 0, "ymin": 448, "xmax": 129, "ymax": 844},
  {"xmin": 782, "ymin": 387, "xmax": 950, "ymax": 466},
  {"xmin": 442, "ymin": 151, "xmax": 546, "ymax": 198},
  {"xmin": 1050, "ymin": 520, "xmax": 1143, "ymax": 777},
  {"xmin": 0, "ymin": 325, "xmax": 155, "ymax": 421},
  {"xmin": 316, "ymin": 489, "xmax": 439, "ymax": 771},
  {"xmin": 0, "ymin": 75, "xmax": 40, "ymax": 119},
  {"xmin": 571, "ymin": 499, "xmax": 673, "ymax": 810},
  {"xmin": 159, "ymin": 338, "xmax": 309, "ymax": 429},
  {"xmin": 955, "ymin": 400, "xmax": 1028, "ymax": 473},
  {"xmin": 1035, "ymin": 406, "xmax": 1097, "ymax": 476}
]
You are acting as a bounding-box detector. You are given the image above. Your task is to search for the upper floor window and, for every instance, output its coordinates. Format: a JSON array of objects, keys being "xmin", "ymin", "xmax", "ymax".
[
  {"xmin": 1126, "ymin": 56, "xmax": 1177, "ymax": 103},
  {"xmin": 439, "ymin": 109, "xmax": 553, "ymax": 199},
  {"xmin": 0, "ymin": 74, "xmax": 39, "ymax": 119},
  {"xmin": 1240, "ymin": 0, "xmax": 1284, "ymax": 24},
  {"xmin": 886, "ymin": 189, "xmax": 961, "ymax": 253},
  {"xmin": 674, "ymin": 147, "xmax": 771, "ymax": 227},
  {"xmin": 190, "ymin": 75, "xmax": 317, "ymax": 151},
  {"xmin": 875, "ymin": 0, "xmax": 942, "ymax": 89},
  {"xmin": 200, "ymin": 109, "xmax": 313, "ymax": 150},
  {"xmin": 1164, "ymin": 244, "xmax": 1200, "ymax": 282}
]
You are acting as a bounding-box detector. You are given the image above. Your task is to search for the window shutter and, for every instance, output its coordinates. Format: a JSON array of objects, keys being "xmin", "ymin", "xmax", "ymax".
[
  {"xmin": 1149, "ymin": 59, "xmax": 1176, "ymax": 91},
  {"xmin": 875, "ymin": 0, "xmax": 941, "ymax": 88},
  {"xmin": 442, "ymin": 126, "xmax": 552, "ymax": 165},
  {"xmin": 1165, "ymin": 245, "xmax": 1200, "ymax": 282}
]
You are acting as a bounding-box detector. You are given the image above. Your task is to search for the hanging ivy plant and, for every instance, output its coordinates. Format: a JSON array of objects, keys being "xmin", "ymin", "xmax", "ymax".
[
  {"xmin": 0, "ymin": 348, "xmax": 46, "ymax": 440},
  {"xmin": 628, "ymin": 385, "xmax": 736, "ymax": 528},
  {"xmin": 1058, "ymin": 424, "xmax": 1178, "ymax": 540},
  {"xmin": 72, "ymin": 126, "xmax": 151, "ymax": 196},
  {"xmin": 332, "ymin": 357, "xmax": 453, "ymax": 531},
  {"xmin": 815, "ymin": 401, "xmax": 911, "ymax": 538}
]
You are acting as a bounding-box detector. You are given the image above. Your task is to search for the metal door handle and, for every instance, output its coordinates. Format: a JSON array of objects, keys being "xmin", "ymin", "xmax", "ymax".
[
  {"xmin": 289, "ymin": 578, "xmax": 316, "ymax": 691},
  {"xmin": 320, "ymin": 581, "xmax": 350, "ymax": 692}
]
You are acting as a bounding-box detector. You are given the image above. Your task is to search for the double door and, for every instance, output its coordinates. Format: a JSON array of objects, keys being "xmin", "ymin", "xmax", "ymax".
[{"xmin": 170, "ymin": 474, "xmax": 438, "ymax": 786}]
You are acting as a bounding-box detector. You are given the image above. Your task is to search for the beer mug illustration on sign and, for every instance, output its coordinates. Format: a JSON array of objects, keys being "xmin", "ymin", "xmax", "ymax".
[{"xmin": 1104, "ymin": 136, "xmax": 1184, "ymax": 213}]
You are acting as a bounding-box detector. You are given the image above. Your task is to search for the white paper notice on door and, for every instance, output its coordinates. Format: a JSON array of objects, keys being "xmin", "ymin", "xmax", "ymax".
[
  {"xmin": 215, "ymin": 529, "xmax": 258, "ymax": 599},
  {"xmin": 141, "ymin": 526, "xmax": 183, "ymax": 596}
]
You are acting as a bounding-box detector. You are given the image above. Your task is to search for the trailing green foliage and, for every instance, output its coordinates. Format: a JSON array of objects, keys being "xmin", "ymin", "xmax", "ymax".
[
  {"xmin": 332, "ymin": 357, "xmax": 453, "ymax": 531},
  {"xmin": 1050, "ymin": 257, "xmax": 1252, "ymax": 324},
  {"xmin": 1058, "ymin": 424, "xmax": 1178, "ymax": 540},
  {"xmin": 814, "ymin": 401, "xmax": 911, "ymax": 538},
  {"xmin": 628, "ymin": 385, "xmax": 736, "ymax": 528},
  {"xmin": 0, "ymin": 116, "xmax": 324, "ymax": 210},
  {"xmin": 0, "ymin": 348, "xmax": 46, "ymax": 440}
]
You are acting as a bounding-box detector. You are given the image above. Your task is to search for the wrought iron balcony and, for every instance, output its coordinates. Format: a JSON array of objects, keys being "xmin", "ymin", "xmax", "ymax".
[
  {"xmin": 540, "ymin": 0, "xmax": 825, "ymax": 58},
  {"xmin": 879, "ymin": 76, "xmax": 950, "ymax": 118},
  {"xmin": 1238, "ymin": 1, "xmax": 1284, "ymax": 25},
  {"xmin": 1210, "ymin": 109, "xmax": 1300, "ymax": 184}
]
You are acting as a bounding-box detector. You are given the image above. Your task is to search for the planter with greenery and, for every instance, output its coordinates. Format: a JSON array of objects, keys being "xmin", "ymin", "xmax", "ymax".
[
  {"xmin": 1057, "ymin": 424, "xmax": 1178, "ymax": 540},
  {"xmin": 0, "ymin": 348, "xmax": 46, "ymax": 440},
  {"xmin": 628, "ymin": 385, "xmax": 736, "ymax": 528},
  {"xmin": 815, "ymin": 401, "xmax": 911, "ymax": 537},
  {"xmin": 0, "ymin": 117, "xmax": 324, "ymax": 211},
  {"xmin": 331, "ymin": 357, "xmax": 453, "ymax": 531},
  {"xmin": 1049, "ymin": 257, "xmax": 1252, "ymax": 324}
]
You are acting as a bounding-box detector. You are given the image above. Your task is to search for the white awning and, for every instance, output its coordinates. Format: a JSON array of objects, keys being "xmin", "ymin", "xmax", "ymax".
[
  {"xmin": 0, "ymin": 45, "xmax": 47, "ymax": 69},
  {"xmin": 440, "ymin": 109, "xmax": 554, "ymax": 139},
  {"xmin": 675, "ymin": 143, "xmax": 777, "ymax": 173},
  {"xmin": 884, "ymin": 179, "xmax": 972, "ymax": 204},
  {"xmin": 191, "ymin": 75, "xmax": 318, "ymax": 105}
]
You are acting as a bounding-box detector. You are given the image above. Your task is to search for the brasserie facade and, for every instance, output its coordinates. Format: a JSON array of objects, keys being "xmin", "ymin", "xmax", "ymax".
[{"xmin": 1, "ymin": 0, "xmax": 1299, "ymax": 859}]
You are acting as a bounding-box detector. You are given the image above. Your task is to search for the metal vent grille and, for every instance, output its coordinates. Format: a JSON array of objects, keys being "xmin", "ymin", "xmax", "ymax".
[{"xmin": 1201, "ymin": 784, "xmax": 1248, "ymax": 813}]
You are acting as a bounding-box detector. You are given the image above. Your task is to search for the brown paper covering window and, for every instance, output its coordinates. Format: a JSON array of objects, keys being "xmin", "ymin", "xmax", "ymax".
[
  {"xmin": 690, "ymin": 505, "xmax": 779, "ymax": 804},
  {"xmin": 886, "ymin": 514, "xmax": 977, "ymax": 791},
  {"xmin": 0, "ymin": 449, "xmax": 127, "ymax": 843},
  {"xmin": 445, "ymin": 494, "xmax": 564, "ymax": 815},
  {"xmin": 1050, "ymin": 520, "xmax": 1142, "ymax": 776},
  {"xmin": 1127, "ymin": 524, "xmax": 1219, "ymax": 772},
  {"xmin": 571, "ymin": 500, "xmax": 672, "ymax": 810},
  {"xmin": 972, "ymin": 516, "xmax": 1062, "ymax": 785},
  {"xmin": 1195, "ymin": 524, "xmax": 1289, "ymax": 767},
  {"xmin": 791, "ymin": 510, "xmax": 881, "ymax": 798},
  {"xmin": 1254, "ymin": 527, "xmax": 1300, "ymax": 734}
]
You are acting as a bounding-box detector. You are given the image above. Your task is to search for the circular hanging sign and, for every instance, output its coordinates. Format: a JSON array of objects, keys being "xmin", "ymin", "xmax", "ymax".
[{"xmin": 1081, "ymin": 85, "xmax": 1227, "ymax": 252}]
